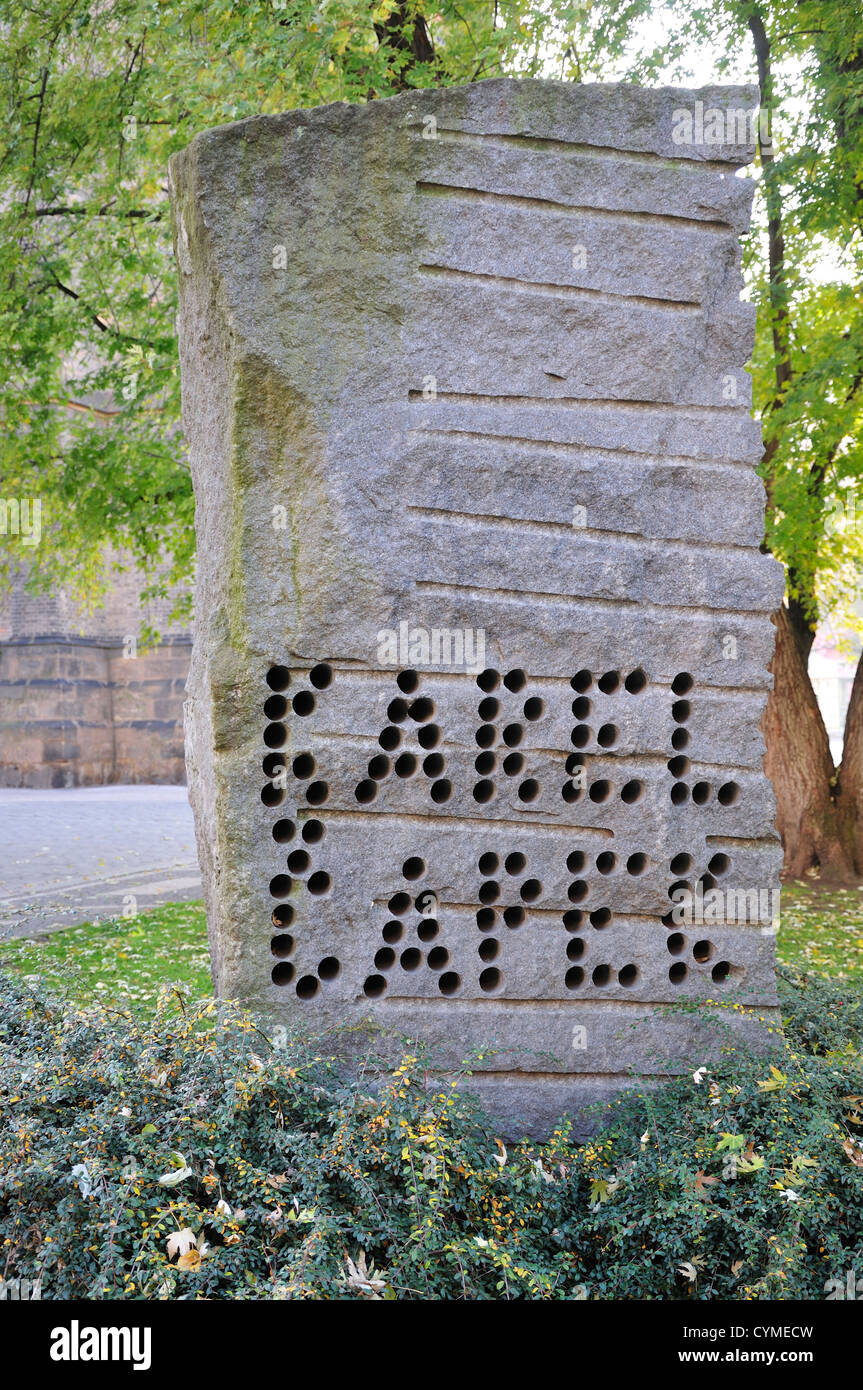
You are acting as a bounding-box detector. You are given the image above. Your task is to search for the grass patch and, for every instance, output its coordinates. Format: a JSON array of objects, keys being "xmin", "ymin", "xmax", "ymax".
[
  {"xmin": 0, "ymin": 880, "xmax": 861, "ymax": 1015},
  {"xmin": 0, "ymin": 901, "xmax": 211, "ymax": 1015},
  {"xmin": 776, "ymin": 883, "xmax": 863, "ymax": 980}
]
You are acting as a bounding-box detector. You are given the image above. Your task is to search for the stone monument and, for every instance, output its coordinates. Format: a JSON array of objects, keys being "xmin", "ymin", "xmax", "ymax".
[{"xmin": 170, "ymin": 78, "xmax": 784, "ymax": 1135}]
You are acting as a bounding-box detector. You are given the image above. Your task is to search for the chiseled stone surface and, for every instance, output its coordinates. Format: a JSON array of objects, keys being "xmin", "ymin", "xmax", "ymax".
[{"xmin": 170, "ymin": 79, "xmax": 784, "ymax": 1137}]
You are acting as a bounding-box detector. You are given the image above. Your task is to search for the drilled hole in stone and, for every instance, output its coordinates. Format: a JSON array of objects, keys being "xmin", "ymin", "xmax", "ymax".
[
  {"xmin": 296, "ymin": 974, "xmax": 319, "ymax": 999},
  {"xmin": 379, "ymin": 725, "xmax": 401, "ymax": 751},
  {"xmin": 290, "ymin": 753, "xmax": 314, "ymax": 780},
  {"xmin": 590, "ymin": 908, "xmax": 612, "ymax": 929},
  {"xmin": 264, "ymin": 694, "xmax": 288, "ymax": 720},
  {"xmin": 503, "ymin": 723, "xmax": 524, "ymax": 747},
  {"xmin": 475, "ymin": 750, "xmax": 496, "ymax": 775},
  {"xmin": 503, "ymin": 905, "xmax": 525, "ymax": 928},
  {"xmin": 565, "ymin": 966, "xmax": 585, "ymax": 990},
  {"xmin": 666, "ymin": 932, "xmax": 686, "ymax": 955},
  {"xmin": 318, "ymin": 956, "xmax": 339, "ymax": 980},
  {"xmin": 505, "ymin": 852, "xmax": 526, "ymax": 875},
  {"xmin": 668, "ymin": 755, "xmax": 689, "ymax": 777},
  {"xmin": 264, "ymin": 723, "xmax": 287, "ymax": 749},
  {"xmin": 473, "ymin": 780, "xmax": 495, "ymax": 803},
  {"xmin": 401, "ymin": 857, "xmax": 424, "ymax": 881},
  {"xmin": 388, "ymin": 893, "xmax": 411, "ymax": 915},
  {"xmin": 697, "ymin": 873, "xmax": 716, "ymax": 892},
  {"xmin": 269, "ymin": 875, "xmax": 292, "ymax": 899},
  {"xmin": 266, "ymin": 665, "xmax": 291, "ymax": 692},
  {"xmin": 669, "ymin": 878, "xmax": 691, "ymax": 899},
  {"xmin": 618, "ymin": 964, "xmax": 638, "ymax": 987},
  {"xmin": 621, "ymin": 780, "xmax": 643, "ymax": 804},
  {"xmin": 571, "ymin": 696, "xmax": 591, "ymax": 719},
  {"xmin": 563, "ymin": 909, "xmax": 584, "ymax": 931},
  {"xmin": 669, "ymin": 853, "xmax": 692, "ymax": 874},
  {"xmin": 562, "ymin": 781, "xmax": 582, "ymax": 803},
  {"xmin": 368, "ymin": 754, "xmax": 391, "ymax": 780},
  {"xmin": 439, "ymin": 972, "xmax": 460, "ymax": 996},
  {"xmin": 309, "ymin": 664, "xmax": 333, "ymax": 690},
  {"xmin": 394, "ymin": 753, "xmax": 418, "ymax": 777},
  {"xmin": 669, "ymin": 962, "xmax": 687, "ymax": 984},
  {"xmin": 596, "ymin": 851, "xmax": 616, "ymax": 875},
  {"xmin": 272, "ymin": 903, "xmax": 294, "ymax": 928},
  {"xmin": 400, "ymin": 947, "xmax": 422, "ymax": 971},
  {"xmin": 382, "ymin": 919, "xmax": 403, "ymax": 943},
  {"xmin": 718, "ymin": 782, "xmax": 740, "ymax": 805},
  {"xmin": 364, "ymin": 974, "xmax": 386, "ymax": 998},
  {"xmin": 568, "ymin": 880, "xmax": 589, "ymax": 903},
  {"xmin": 692, "ymin": 781, "xmax": 711, "ymax": 805},
  {"xmin": 671, "ymin": 672, "xmax": 693, "ymax": 695},
  {"xmin": 293, "ymin": 691, "xmax": 316, "ymax": 717},
  {"xmin": 504, "ymin": 668, "xmax": 527, "ymax": 692},
  {"xmin": 270, "ymin": 934, "xmax": 294, "ymax": 959},
  {"xmin": 427, "ymin": 946, "xmax": 449, "ymax": 970},
  {"xmin": 523, "ymin": 697, "xmax": 544, "ymax": 721},
  {"xmin": 307, "ymin": 871, "xmax": 331, "ymax": 896},
  {"xmin": 571, "ymin": 669, "xmax": 592, "ymax": 693},
  {"xmin": 418, "ymin": 723, "xmax": 441, "ymax": 750},
  {"xmin": 571, "ymin": 725, "xmax": 591, "ymax": 748},
  {"xmin": 518, "ymin": 779, "xmax": 540, "ymax": 802},
  {"xmin": 287, "ymin": 849, "xmax": 310, "ymax": 874},
  {"xmin": 478, "ymin": 937, "xmax": 500, "ymax": 962},
  {"xmin": 479, "ymin": 967, "xmax": 502, "ymax": 994},
  {"xmin": 671, "ymin": 782, "xmax": 689, "ymax": 805},
  {"xmin": 693, "ymin": 939, "xmax": 713, "ymax": 963},
  {"xmin": 476, "ymin": 669, "xmax": 500, "ymax": 692},
  {"xmin": 502, "ymin": 752, "xmax": 524, "ymax": 776},
  {"xmin": 476, "ymin": 725, "xmax": 497, "ymax": 749},
  {"xmin": 478, "ymin": 852, "xmax": 499, "ymax": 874},
  {"xmin": 520, "ymin": 878, "xmax": 542, "ymax": 902},
  {"xmin": 598, "ymin": 671, "xmax": 620, "ymax": 694},
  {"xmin": 417, "ymin": 918, "xmax": 439, "ymax": 942},
  {"xmin": 671, "ymin": 727, "xmax": 690, "ymax": 751},
  {"xmin": 592, "ymin": 964, "xmax": 611, "ymax": 986},
  {"xmin": 261, "ymin": 784, "xmax": 285, "ymax": 807},
  {"xmin": 479, "ymin": 880, "xmax": 500, "ymax": 904},
  {"xmin": 625, "ymin": 668, "xmax": 647, "ymax": 694},
  {"xmin": 672, "ymin": 699, "xmax": 691, "ymax": 723},
  {"xmin": 708, "ymin": 853, "xmax": 730, "ymax": 875},
  {"xmin": 397, "ymin": 669, "xmax": 419, "ymax": 694},
  {"xmin": 271, "ymin": 962, "xmax": 295, "ymax": 986},
  {"xmin": 387, "ymin": 697, "xmax": 408, "ymax": 723},
  {"xmin": 711, "ymin": 959, "xmax": 731, "ymax": 982},
  {"xmin": 597, "ymin": 723, "xmax": 618, "ymax": 748},
  {"xmin": 423, "ymin": 753, "xmax": 445, "ymax": 777},
  {"xmin": 476, "ymin": 908, "xmax": 497, "ymax": 931},
  {"xmin": 409, "ymin": 696, "xmax": 435, "ymax": 722},
  {"xmin": 567, "ymin": 937, "xmax": 585, "ymax": 961},
  {"xmin": 262, "ymin": 755, "xmax": 285, "ymax": 780},
  {"xmin": 375, "ymin": 947, "xmax": 396, "ymax": 969},
  {"xmin": 626, "ymin": 852, "xmax": 647, "ymax": 875},
  {"xmin": 354, "ymin": 779, "xmax": 377, "ymax": 804},
  {"xmin": 478, "ymin": 696, "xmax": 500, "ymax": 721},
  {"xmin": 567, "ymin": 850, "xmax": 586, "ymax": 873},
  {"xmin": 589, "ymin": 780, "xmax": 611, "ymax": 803}
]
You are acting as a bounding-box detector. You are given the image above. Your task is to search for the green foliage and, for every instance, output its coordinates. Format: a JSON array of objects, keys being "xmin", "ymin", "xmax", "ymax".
[
  {"xmin": 0, "ymin": 1, "xmax": 579, "ymax": 622},
  {"xmin": 0, "ymin": 966, "xmax": 860, "ymax": 1300}
]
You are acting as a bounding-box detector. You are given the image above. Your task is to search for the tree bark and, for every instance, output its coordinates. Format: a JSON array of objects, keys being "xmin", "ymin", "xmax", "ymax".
[
  {"xmin": 763, "ymin": 605, "xmax": 854, "ymax": 881},
  {"xmin": 837, "ymin": 657, "xmax": 863, "ymax": 876}
]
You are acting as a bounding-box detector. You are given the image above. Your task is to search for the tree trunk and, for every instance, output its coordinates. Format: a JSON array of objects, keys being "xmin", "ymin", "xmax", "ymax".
[
  {"xmin": 763, "ymin": 605, "xmax": 855, "ymax": 881},
  {"xmin": 837, "ymin": 656, "xmax": 863, "ymax": 876}
]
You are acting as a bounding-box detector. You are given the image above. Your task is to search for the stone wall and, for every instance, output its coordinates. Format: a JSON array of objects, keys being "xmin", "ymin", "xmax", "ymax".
[
  {"xmin": 171, "ymin": 78, "xmax": 784, "ymax": 1136},
  {"xmin": 0, "ymin": 563, "xmax": 191, "ymax": 787}
]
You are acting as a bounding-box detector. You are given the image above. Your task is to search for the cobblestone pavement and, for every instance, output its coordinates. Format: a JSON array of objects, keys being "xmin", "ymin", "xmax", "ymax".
[{"xmin": 0, "ymin": 786, "xmax": 201, "ymax": 939}]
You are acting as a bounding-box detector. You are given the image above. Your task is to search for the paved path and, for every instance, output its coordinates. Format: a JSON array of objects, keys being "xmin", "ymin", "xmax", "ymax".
[{"xmin": 0, "ymin": 786, "xmax": 201, "ymax": 939}]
